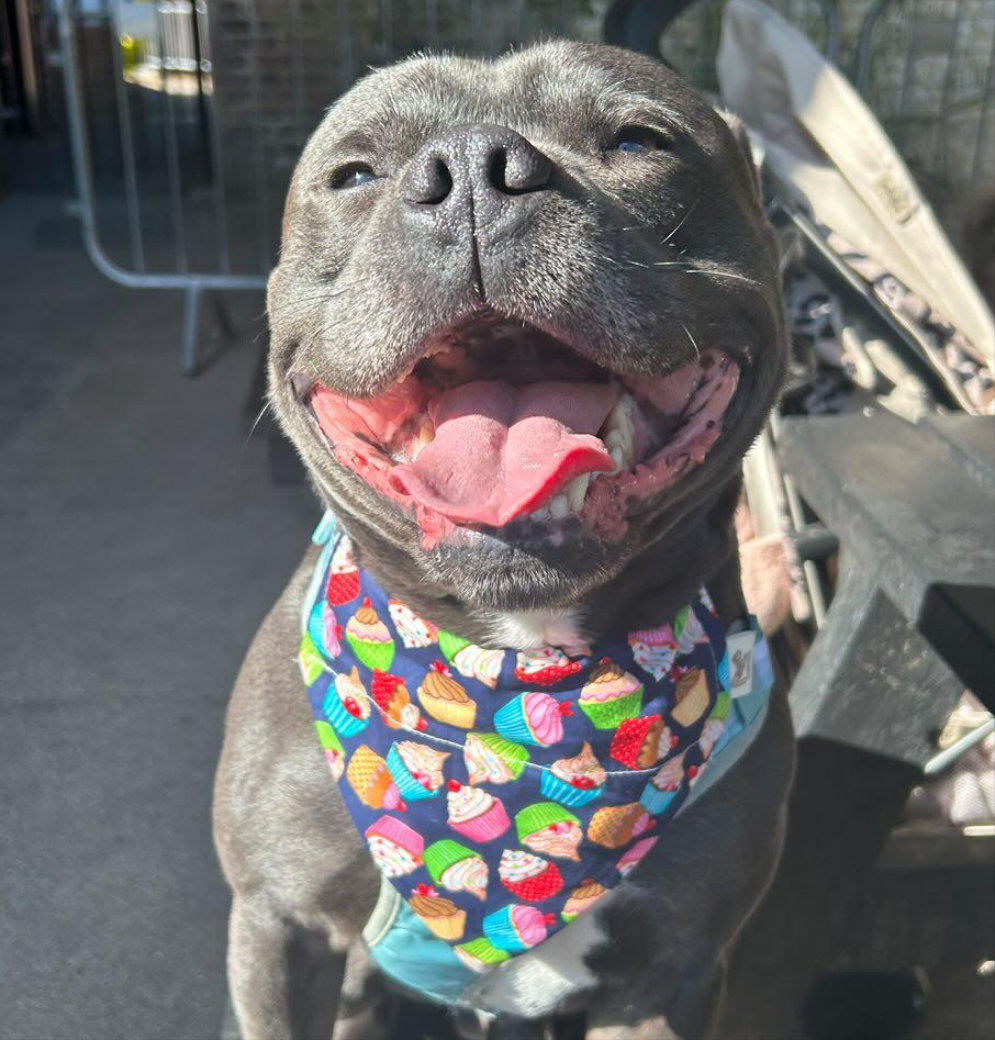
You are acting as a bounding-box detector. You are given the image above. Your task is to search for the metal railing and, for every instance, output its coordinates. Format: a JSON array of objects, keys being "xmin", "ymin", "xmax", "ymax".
[
  {"xmin": 60, "ymin": 0, "xmax": 263, "ymax": 373},
  {"xmin": 61, "ymin": 0, "xmax": 994, "ymax": 374},
  {"xmin": 59, "ymin": 0, "xmax": 595, "ymax": 372}
]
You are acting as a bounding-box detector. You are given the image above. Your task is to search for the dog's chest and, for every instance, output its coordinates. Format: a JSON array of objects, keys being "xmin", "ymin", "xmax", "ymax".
[{"xmin": 475, "ymin": 609, "xmax": 589, "ymax": 655}]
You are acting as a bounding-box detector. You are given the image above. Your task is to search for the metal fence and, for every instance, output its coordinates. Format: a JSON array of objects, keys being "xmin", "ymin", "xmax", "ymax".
[{"xmin": 60, "ymin": 0, "xmax": 994, "ymax": 373}]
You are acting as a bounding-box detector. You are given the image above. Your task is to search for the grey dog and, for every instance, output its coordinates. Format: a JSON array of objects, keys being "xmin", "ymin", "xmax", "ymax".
[{"xmin": 214, "ymin": 41, "xmax": 794, "ymax": 1040}]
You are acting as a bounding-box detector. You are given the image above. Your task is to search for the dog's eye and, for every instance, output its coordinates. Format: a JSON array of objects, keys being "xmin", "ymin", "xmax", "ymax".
[
  {"xmin": 330, "ymin": 163, "xmax": 378, "ymax": 190},
  {"xmin": 610, "ymin": 127, "xmax": 669, "ymax": 154}
]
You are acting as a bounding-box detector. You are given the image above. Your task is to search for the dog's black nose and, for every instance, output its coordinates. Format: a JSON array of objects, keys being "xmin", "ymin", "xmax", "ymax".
[{"xmin": 401, "ymin": 123, "xmax": 551, "ymax": 221}]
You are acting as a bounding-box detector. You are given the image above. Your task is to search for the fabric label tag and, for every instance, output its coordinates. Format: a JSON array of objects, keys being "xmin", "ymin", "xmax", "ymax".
[{"xmin": 725, "ymin": 630, "xmax": 756, "ymax": 698}]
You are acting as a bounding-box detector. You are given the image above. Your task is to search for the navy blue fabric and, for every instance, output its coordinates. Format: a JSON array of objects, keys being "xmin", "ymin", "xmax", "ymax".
[{"xmin": 298, "ymin": 524, "xmax": 747, "ymax": 974}]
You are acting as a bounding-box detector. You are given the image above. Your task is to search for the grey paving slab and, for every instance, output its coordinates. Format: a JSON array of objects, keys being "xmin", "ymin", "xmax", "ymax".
[{"xmin": 0, "ymin": 195, "xmax": 315, "ymax": 1040}]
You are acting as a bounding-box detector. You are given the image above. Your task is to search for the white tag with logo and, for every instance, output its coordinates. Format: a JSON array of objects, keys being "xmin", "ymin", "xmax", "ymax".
[{"xmin": 725, "ymin": 630, "xmax": 756, "ymax": 698}]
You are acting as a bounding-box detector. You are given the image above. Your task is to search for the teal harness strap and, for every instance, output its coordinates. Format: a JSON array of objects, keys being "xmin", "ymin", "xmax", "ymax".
[
  {"xmin": 681, "ymin": 621, "xmax": 772, "ymax": 809},
  {"xmin": 364, "ymin": 881, "xmax": 480, "ymax": 1005}
]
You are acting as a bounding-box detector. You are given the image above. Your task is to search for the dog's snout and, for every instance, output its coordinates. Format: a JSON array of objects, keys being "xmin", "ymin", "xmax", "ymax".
[{"xmin": 401, "ymin": 123, "xmax": 551, "ymax": 222}]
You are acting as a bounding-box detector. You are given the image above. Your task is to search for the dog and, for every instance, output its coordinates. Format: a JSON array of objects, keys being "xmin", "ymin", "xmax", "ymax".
[{"xmin": 214, "ymin": 41, "xmax": 794, "ymax": 1040}]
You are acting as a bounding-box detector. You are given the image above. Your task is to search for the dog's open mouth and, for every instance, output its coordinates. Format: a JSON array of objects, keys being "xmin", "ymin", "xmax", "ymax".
[{"xmin": 304, "ymin": 315, "xmax": 740, "ymax": 547}]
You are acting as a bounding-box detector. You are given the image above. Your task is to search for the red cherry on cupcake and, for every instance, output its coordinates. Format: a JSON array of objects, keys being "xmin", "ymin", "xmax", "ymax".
[
  {"xmin": 416, "ymin": 718, "xmax": 428, "ymax": 732},
  {"xmin": 343, "ymin": 697, "xmax": 361, "ymax": 717},
  {"xmin": 669, "ymin": 733, "xmax": 681, "ymax": 749},
  {"xmin": 447, "ymin": 779, "xmax": 462, "ymax": 793},
  {"xmin": 687, "ymin": 765, "xmax": 699, "ymax": 780},
  {"xmin": 571, "ymin": 776, "xmax": 596, "ymax": 790}
]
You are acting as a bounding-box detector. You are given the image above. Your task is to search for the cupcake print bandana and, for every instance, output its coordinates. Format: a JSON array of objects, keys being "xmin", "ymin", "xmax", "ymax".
[{"xmin": 301, "ymin": 525, "xmax": 757, "ymax": 978}]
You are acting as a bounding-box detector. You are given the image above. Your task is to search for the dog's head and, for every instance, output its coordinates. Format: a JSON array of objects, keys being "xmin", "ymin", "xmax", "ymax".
[{"xmin": 269, "ymin": 42, "xmax": 787, "ymax": 616}]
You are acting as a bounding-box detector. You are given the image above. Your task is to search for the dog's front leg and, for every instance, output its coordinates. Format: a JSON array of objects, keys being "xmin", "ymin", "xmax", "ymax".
[
  {"xmin": 227, "ymin": 896, "xmax": 344, "ymax": 1040},
  {"xmin": 331, "ymin": 940, "xmax": 399, "ymax": 1040},
  {"xmin": 586, "ymin": 965, "xmax": 724, "ymax": 1040}
]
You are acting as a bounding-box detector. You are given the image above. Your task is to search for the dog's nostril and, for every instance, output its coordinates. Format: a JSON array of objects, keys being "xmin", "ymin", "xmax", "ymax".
[
  {"xmin": 488, "ymin": 149, "xmax": 509, "ymax": 193},
  {"xmin": 489, "ymin": 141, "xmax": 552, "ymax": 196},
  {"xmin": 411, "ymin": 158, "xmax": 453, "ymax": 205}
]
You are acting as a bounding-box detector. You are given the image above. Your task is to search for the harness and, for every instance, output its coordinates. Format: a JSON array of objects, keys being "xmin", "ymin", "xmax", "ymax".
[{"xmin": 299, "ymin": 512, "xmax": 773, "ymax": 1007}]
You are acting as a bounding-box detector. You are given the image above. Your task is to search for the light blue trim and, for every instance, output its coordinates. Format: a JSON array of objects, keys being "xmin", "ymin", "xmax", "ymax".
[
  {"xmin": 300, "ymin": 512, "xmax": 339, "ymax": 634},
  {"xmin": 312, "ymin": 510, "xmax": 338, "ymax": 546},
  {"xmin": 681, "ymin": 617, "xmax": 772, "ymax": 810},
  {"xmin": 367, "ymin": 900, "xmax": 479, "ymax": 1006}
]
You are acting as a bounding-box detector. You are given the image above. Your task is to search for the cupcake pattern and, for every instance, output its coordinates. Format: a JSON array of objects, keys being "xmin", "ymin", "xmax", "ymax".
[{"xmin": 300, "ymin": 527, "xmax": 768, "ymax": 972}]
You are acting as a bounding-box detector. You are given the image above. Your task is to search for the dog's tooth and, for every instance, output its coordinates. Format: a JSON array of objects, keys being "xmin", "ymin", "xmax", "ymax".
[
  {"xmin": 610, "ymin": 446, "xmax": 625, "ymax": 471},
  {"xmin": 565, "ymin": 473, "xmax": 591, "ymax": 512},
  {"xmin": 603, "ymin": 393, "xmax": 637, "ymax": 438},
  {"xmin": 549, "ymin": 494, "xmax": 570, "ymax": 519},
  {"xmin": 530, "ymin": 506, "xmax": 552, "ymax": 521},
  {"xmin": 410, "ymin": 417, "xmax": 435, "ymax": 460},
  {"xmin": 602, "ymin": 393, "xmax": 636, "ymax": 468}
]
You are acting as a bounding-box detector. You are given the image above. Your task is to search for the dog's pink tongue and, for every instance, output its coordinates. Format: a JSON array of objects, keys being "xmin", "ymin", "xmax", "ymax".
[{"xmin": 390, "ymin": 380, "xmax": 617, "ymax": 526}]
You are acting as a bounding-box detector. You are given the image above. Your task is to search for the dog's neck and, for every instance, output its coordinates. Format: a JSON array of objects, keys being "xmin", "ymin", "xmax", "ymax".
[
  {"xmin": 333, "ymin": 477, "xmax": 746, "ymax": 650},
  {"xmin": 471, "ymin": 607, "xmax": 589, "ymax": 654}
]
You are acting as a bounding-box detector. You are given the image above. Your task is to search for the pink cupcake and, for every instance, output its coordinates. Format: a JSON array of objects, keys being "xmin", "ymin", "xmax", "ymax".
[
  {"xmin": 483, "ymin": 904, "xmax": 555, "ymax": 953},
  {"xmin": 628, "ymin": 625, "xmax": 677, "ymax": 681},
  {"xmin": 494, "ymin": 691, "xmax": 571, "ymax": 747},
  {"xmin": 445, "ymin": 780, "xmax": 510, "ymax": 842},
  {"xmin": 364, "ymin": 816, "xmax": 424, "ymax": 877},
  {"xmin": 617, "ymin": 836, "xmax": 659, "ymax": 877}
]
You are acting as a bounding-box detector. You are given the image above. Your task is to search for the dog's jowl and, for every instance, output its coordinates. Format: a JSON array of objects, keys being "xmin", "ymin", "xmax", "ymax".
[{"xmin": 214, "ymin": 41, "xmax": 795, "ymax": 1040}]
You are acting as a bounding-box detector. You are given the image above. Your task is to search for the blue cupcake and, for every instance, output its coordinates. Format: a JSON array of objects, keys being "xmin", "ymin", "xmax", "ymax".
[
  {"xmin": 639, "ymin": 760, "xmax": 682, "ymax": 815},
  {"xmin": 386, "ymin": 740, "xmax": 450, "ymax": 801},
  {"xmin": 308, "ymin": 599, "xmax": 342, "ymax": 658},
  {"xmin": 538, "ymin": 742, "xmax": 605, "ymax": 808},
  {"xmin": 322, "ymin": 665, "xmax": 371, "ymax": 738},
  {"xmin": 482, "ymin": 904, "xmax": 551, "ymax": 954},
  {"xmin": 493, "ymin": 691, "xmax": 567, "ymax": 748},
  {"xmin": 307, "ymin": 599, "xmax": 327, "ymax": 655}
]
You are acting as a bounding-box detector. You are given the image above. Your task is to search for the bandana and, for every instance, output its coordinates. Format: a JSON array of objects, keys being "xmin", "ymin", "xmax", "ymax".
[{"xmin": 299, "ymin": 512, "xmax": 772, "ymax": 1005}]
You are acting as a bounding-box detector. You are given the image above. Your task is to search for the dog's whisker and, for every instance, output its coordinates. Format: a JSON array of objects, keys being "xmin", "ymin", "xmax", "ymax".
[
  {"xmin": 681, "ymin": 322, "xmax": 701, "ymax": 362},
  {"xmin": 242, "ymin": 400, "xmax": 274, "ymax": 451},
  {"xmin": 651, "ymin": 262, "xmax": 762, "ymax": 287},
  {"xmin": 271, "ymin": 280, "xmax": 362, "ymax": 314},
  {"xmin": 660, "ymin": 196, "xmax": 700, "ymax": 245}
]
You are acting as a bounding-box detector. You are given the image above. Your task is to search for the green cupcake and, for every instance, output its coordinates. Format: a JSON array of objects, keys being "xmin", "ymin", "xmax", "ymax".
[
  {"xmin": 464, "ymin": 732, "xmax": 529, "ymax": 785},
  {"xmin": 514, "ymin": 802, "xmax": 581, "ymax": 843},
  {"xmin": 314, "ymin": 720, "xmax": 343, "ymax": 754},
  {"xmin": 299, "ymin": 632, "xmax": 325, "ymax": 685},
  {"xmin": 454, "ymin": 937, "xmax": 510, "ymax": 972},
  {"xmin": 423, "ymin": 840, "xmax": 489, "ymax": 900},
  {"xmin": 709, "ymin": 690, "xmax": 731, "ymax": 721},
  {"xmin": 578, "ymin": 658, "xmax": 644, "ymax": 729},
  {"xmin": 345, "ymin": 598, "xmax": 395, "ymax": 671},
  {"xmin": 438, "ymin": 630, "xmax": 471, "ymax": 662}
]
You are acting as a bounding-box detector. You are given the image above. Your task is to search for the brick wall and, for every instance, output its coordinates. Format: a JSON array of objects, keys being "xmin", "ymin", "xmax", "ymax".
[{"xmin": 206, "ymin": 0, "xmax": 603, "ymax": 267}]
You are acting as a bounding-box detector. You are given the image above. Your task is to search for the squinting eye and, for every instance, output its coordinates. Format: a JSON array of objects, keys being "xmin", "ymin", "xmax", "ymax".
[
  {"xmin": 330, "ymin": 163, "xmax": 378, "ymax": 189},
  {"xmin": 611, "ymin": 127, "xmax": 669, "ymax": 154}
]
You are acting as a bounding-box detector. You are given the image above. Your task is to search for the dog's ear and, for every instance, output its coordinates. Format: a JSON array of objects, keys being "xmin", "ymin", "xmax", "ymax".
[{"xmin": 717, "ymin": 110, "xmax": 762, "ymax": 204}]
